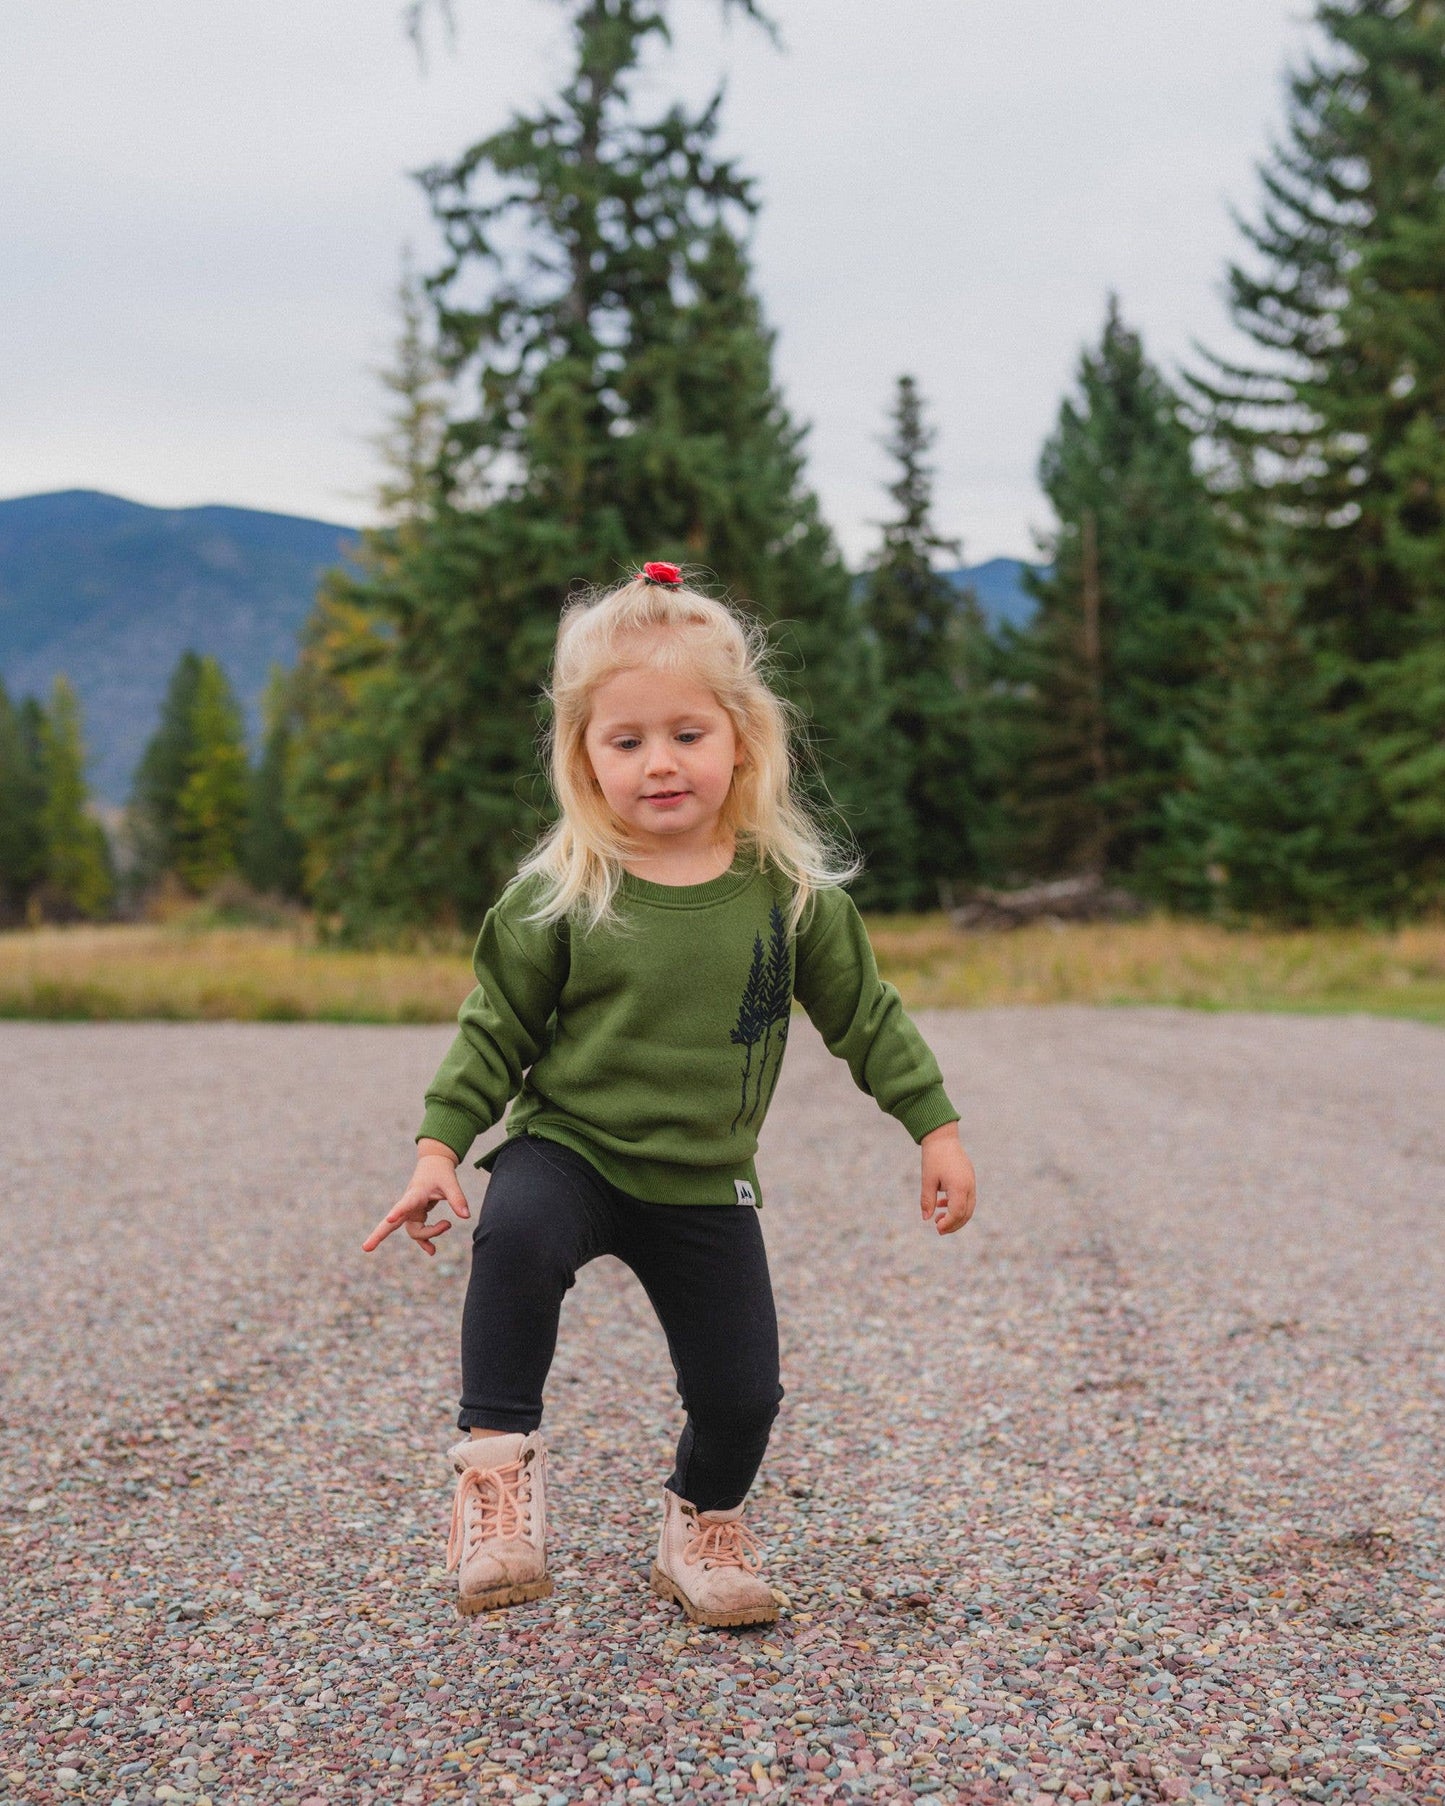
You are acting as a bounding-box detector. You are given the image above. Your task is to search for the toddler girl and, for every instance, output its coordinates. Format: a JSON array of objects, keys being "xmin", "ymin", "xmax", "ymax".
[{"xmin": 363, "ymin": 564, "xmax": 976, "ymax": 1627}]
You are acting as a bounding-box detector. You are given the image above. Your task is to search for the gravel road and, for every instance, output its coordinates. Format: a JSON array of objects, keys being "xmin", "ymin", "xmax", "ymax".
[{"xmin": 1, "ymin": 1011, "xmax": 1442, "ymax": 1806}]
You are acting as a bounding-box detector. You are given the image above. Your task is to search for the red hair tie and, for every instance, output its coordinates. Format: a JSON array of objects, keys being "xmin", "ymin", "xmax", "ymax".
[{"xmin": 639, "ymin": 561, "xmax": 682, "ymax": 586}]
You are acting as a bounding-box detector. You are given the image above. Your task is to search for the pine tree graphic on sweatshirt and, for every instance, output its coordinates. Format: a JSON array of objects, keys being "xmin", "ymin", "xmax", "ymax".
[{"xmin": 729, "ymin": 905, "xmax": 792, "ymax": 1132}]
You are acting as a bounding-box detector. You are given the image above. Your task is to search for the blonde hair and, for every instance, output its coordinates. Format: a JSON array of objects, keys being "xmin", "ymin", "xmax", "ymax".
[{"xmin": 517, "ymin": 572, "xmax": 860, "ymax": 933}]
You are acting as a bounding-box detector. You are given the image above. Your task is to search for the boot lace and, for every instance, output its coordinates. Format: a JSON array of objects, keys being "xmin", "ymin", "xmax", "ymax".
[
  {"xmin": 446, "ymin": 1457, "xmax": 532, "ymax": 1573},
  {"xmin": 684, "ymin": 1517, "xmax": 762, "ymax": 1574}
]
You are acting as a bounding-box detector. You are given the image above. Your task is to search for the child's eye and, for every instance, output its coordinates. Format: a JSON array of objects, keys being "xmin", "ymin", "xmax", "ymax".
[
  {"xmin": 677, "ymin": 731, "xmax": 703, "ymax": 744},
  {"xmin": 614, "ymin": 737, "xmax": 641, "ymax": 751}
]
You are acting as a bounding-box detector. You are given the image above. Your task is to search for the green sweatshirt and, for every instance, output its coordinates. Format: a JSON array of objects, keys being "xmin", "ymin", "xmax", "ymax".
[{"xmin": 416, "ymin": 853, "xmax": 959, "ymax": 1206}]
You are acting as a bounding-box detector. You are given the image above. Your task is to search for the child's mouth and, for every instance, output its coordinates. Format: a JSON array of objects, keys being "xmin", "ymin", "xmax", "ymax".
[{"xmin": 644, "ymin": 791, "xmax": 687, "ymax": 805}]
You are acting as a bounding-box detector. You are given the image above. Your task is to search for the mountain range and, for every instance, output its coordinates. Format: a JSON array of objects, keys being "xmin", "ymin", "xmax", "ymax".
[{"xmin": 0, "ymin": 489, "xmax": 1037, "ymax": 804}]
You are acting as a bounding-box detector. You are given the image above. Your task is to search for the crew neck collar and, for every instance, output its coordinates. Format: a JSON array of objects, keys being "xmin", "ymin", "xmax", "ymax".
[{"xmin": 616, "ymin": 851, "xmax": 758, "ymax": 908}]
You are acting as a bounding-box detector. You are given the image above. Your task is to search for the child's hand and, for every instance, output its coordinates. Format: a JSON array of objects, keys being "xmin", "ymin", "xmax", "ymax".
[
  {"xmin": 362, "ymin": 1142, "xmax": 471, "ymax": 1258},
  {"xmin": 919, "ymin": 1123, "xmax": 976, "ymax": 1236}
]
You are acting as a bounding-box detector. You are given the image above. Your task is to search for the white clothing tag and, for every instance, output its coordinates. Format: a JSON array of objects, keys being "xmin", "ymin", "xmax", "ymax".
[{"xmin": 734, "ymin": 1179, "xmax": 757, "ymax": 1206}]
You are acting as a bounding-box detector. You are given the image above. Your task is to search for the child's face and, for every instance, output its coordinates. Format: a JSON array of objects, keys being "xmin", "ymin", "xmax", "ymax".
[{"xmin": 584, "ymin": 663, "xmax": 743, "ymax": 852}]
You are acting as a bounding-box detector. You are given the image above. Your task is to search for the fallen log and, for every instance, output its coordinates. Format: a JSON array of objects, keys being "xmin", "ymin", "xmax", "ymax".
[{"xmin": 940, "ymin": 872, "xmax": 1146, "ymax": 931}]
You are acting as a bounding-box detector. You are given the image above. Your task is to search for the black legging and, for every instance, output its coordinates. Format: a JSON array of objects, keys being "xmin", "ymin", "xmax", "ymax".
[{"xmin": 459, "ymin": 1133, "xmax": 783, "ymax": 1512}]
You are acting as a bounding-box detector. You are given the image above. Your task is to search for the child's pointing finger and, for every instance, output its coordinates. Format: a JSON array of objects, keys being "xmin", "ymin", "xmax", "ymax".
[
  {"xmin": 362, "ymin": 1193, "xmax": 431, "ymax": 1253},
  {"xmin": 360, "ymin": 1214, "xmax": 398, "ymax": 1253}
]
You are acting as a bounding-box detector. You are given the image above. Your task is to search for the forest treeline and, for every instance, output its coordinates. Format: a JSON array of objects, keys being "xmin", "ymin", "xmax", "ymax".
[{"xmin": 3, "ymin": 0, "xmax": 1442, "ymax": 934}]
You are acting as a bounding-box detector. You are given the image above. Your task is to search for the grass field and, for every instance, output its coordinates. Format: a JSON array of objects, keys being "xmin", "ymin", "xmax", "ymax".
[{"xmin": 3, "ymin": 913, "xmax": 1445, "ymax": 1022}]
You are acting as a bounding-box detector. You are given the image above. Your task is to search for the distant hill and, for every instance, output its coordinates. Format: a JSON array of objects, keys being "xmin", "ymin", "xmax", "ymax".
[
  {"xmin": 0, "ymin": 489, "xmax": 1039, "ymax": 804},
  {"xmin": 947, "ymin": 556, "xmax": 1039, "ymax": 632},
  {"xmin": 0, "ymin": 490, "xmax": 361, "ymax": 803},
  {"xmin": 851, "ymin": 557, "xmax": 1039, "ymax": 633}
]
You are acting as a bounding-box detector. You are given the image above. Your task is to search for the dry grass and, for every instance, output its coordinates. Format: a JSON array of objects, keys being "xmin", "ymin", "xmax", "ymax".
[
  {"xmin": 866, "ymin": 913, "xmax": 1445, "ymax": 1019},
  {"xmin": 0, "ymin": 922, "xmax": 472, "ymax": 1023},
  {"xmin": 3, "ymin": 913, "xmax": 1445, "ymax": 1022}
]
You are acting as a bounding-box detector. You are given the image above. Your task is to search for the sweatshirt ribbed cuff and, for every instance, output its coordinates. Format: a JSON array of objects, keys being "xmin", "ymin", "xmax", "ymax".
[
  {"xmin": 416, "ymin": 1101, "xmax": 484, "ymax": 1163},
  {"xmin": 894, "ymin": 1086, "xmax": 962, "ymax": 1144}
]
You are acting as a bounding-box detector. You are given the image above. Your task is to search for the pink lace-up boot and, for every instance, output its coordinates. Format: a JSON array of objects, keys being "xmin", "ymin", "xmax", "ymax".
[
  {"xmin": 445, "ymin": 1432, "xmax": 551, "ymax": 1614},
  {"xmin": 650, "ymin": 1487, "xmax": 778, "ymax": 1628}
]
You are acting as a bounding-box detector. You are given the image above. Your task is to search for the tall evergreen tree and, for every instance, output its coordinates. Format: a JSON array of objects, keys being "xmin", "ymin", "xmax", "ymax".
[
  {"xmin": 241, "ymin": 666, "xmax": 307, "ymax": 900},
  {"xmin": 173, "ymin": 657, "xmax": 251, "ymax": 894},
  {"xmin": 0, "ymin": 682, "xmax": 48, "ymax": 923},
  {"xmin": 128, "ymin": 650, "xmax": 205, "ymax": 891},
  {"xmin": 1197, "ymin": 0, "xmax": 1445, "ymax": 664},
  {"xmin": 290, "ymin": 0, "xmax": 888, "ymax": 935},
  {"xmin": 1161, "ymin": 540, "xmax": 1401, "ymax": 922},
  {"xmin": 999, "ymin": 299, "xmax": 1222, "ymax": 882},
  {"xmin": 859, "ymin": 375, "xmax": 985, "ymax": 907},
  {"xmin": 1191, "ymin": 0, "xmax": 1445, "ymax": 912},
  {"xmin": 372, "ymin": 252, "xmax": 448, "ymax": 529},
  {"xmin": 37, "ymin": 677, "xmax": 113, "ymax": 920}
]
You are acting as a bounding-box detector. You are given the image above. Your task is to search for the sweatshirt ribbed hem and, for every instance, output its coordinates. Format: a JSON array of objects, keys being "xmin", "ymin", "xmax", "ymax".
[
  {"xmin": 893, "ymin": 1086, "xmax": 961, "ymax": 1144},
  {"xmin": 416, "ymin": 1100, "xmax": 486, "ymax": 1163},
  {"xmin": 477, "ymin": 1124, "xmax": 765, "ymax": 1209}
]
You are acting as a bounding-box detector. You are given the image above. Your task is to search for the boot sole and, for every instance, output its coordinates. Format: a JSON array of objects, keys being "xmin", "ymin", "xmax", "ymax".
[
  {"xmin": 650, "ymin": 1562, "xmax": 779, "ymax": 1628},
  {"xmin": 456, "ymin": 1575, "xmax": 553, "ymax": 1615}
]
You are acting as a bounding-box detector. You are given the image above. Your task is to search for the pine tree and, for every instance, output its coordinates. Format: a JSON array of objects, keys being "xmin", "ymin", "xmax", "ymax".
[
  {"xmin": 289, "ymin": 0, "xmax": 886, "ymax": 936},
  {"xmin": 747, "ymin": 901, "xmax": 792, "ymax": 1119},
  {"xmin": 729, "ymin": 930, "xmax": 768, "ymax": 1132},
  {"xmin": 0, "ymin": 682, "xmax": 48, "ymax": 923},
  {"xmin": 1161, "ymin": 541, "xmax": 1400, "ymax": 922},
  {"xmin": 372, "ymin": 252, "xmax": 448, "ymax": 531},
  {"xmin": 1000, "ymin": 299, "xmax": 1222, "ymax": 883},
  {"xmin": 173, "ymin": 657, "xmax": 251, "ymax": 894},
  {"xmin": 859, "ymin": 376, "xmax": 986, "ymax": 907},
  {"xmin": 1197, "ymin": 0, "xmax": 1445, "ymax": 665},
  {"xmin": 1189, "ymin": 1, "xmax": 1445, "ymax": 912},
  {"xmin": 128, "ymin": 650, "xmax": 205, "ymax": 892},
  {"xmin": 37, "ymin": 677, "xmax": 113, "ymax": 920},
  {"xmin": 241, "ymin": 666, "xmax": 307, "ymax": 900}
]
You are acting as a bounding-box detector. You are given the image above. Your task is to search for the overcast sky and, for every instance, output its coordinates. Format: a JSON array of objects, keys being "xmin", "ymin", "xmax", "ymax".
[{"xmin": 3, "ymin": 1, "xmax": 1315, "ymax": 562}]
